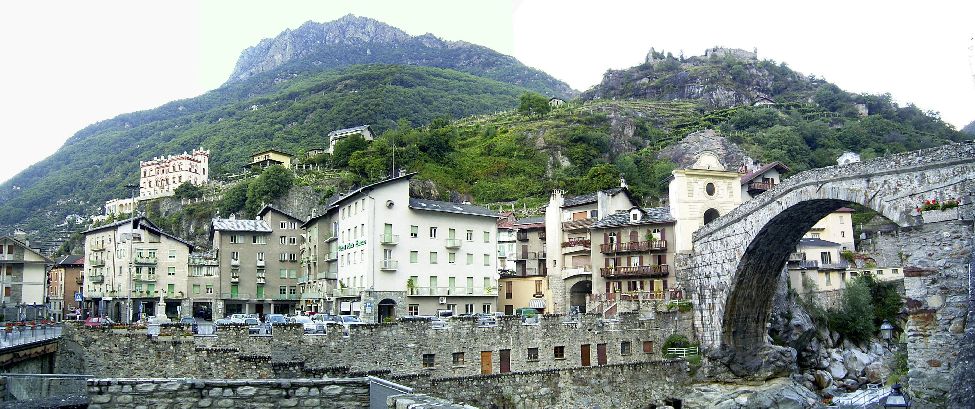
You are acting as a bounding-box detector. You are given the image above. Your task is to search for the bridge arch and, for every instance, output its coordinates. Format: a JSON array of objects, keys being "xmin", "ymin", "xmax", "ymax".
[{"xmin": 680, "ymin": 142, "xmax": 975, "ymax": 375}]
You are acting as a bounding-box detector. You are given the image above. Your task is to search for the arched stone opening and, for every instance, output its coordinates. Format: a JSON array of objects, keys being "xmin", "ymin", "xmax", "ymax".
[
  {"xmin": 721, "ymin": 199, "xmax": 849, "ymax": 356},
  {"xmin": 703, "ymin": 208, "xmax": 720, "ymax": 225},
  {"xmin": 569, "ymin": 280, "xmax": 591, "ymax": 314},
  {"xmin": 378, "ymin": 299, "xmax": 396, "ymax": 323}
]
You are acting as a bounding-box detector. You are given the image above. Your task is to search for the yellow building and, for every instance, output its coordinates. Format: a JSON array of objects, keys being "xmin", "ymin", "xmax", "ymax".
[
  {"xmin": 498, "ymin": 217, "xmax": 548, "ymax": 315},
  {"xmin": 248, "ymin": 149, "xmax": 294, "ymax": 170},
  {"xmin": 590, "ymin": 207, "xmax": 676, "ymax": 299},
  {"xmin": 668, "ymin": 152, "xmax": 743, "ymax": 253}
]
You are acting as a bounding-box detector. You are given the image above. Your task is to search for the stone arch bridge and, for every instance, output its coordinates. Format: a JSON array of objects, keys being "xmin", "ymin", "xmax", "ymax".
[{"xmin": 677, "ymin": 141, "xmax": 975, "ymax": 375}]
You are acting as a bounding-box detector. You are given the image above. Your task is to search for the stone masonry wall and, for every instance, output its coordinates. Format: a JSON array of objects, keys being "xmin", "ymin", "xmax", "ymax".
[
  {"xmin": 86, "ymin": 378, "xmax": 370, "ymax": 409},
  {"xmin": 58, "ymin": 311, "xmax": 694, "ymax": 380},
  {"xmin": 395, "ymin": 360, "xmax": 690, "ymax": 409},
  {"xmin": 870, "ymin": 220, "xmax": 974, "ymax": 407}
]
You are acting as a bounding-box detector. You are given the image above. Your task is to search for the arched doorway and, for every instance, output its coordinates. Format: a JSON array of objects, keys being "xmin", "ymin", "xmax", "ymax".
[
  {"xmin": 569, "ymin": 281, "xmax": 591, "ymax": 314},
  {"xmin": 703, "ymin": 208, "xmax": 720, "ymax": 224},
  {"xmin": 378, "ymin": 299, "xmax": 396, "ymax": 323}
]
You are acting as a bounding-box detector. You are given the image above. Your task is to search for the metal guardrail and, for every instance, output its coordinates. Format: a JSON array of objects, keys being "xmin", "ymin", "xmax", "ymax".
[
  {"xmin": 0, "ymin": 325, "xmax": 62, "ymax": 349},
  {"xmin": 368, "ymin": 376, "xmax": 413, "ymax": 409},
  {"xmin": 665, "ymin": 346, "xmax": 699, "ymax": 358}
]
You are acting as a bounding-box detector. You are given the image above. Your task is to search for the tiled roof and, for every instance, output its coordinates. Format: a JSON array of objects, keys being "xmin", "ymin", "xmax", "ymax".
[
  {"xmin": 408, "ymin": 198, "xmax": 497, "ymax": 218},
  {"xmin": 57, "ymin": 255, "xmax": 85, "ymax": 266},
  {"xmin": 562, "ymin": 187, "xmax": 634, "ymax": 208},
  {"xmin": 257, "ymin": 205, "xmax": 301, "ymax": 222},
  {"xmin": 328, "ymin": 125, "xmax": 371, "ymax": 137},
  {"xmin": 514, "ymin": 216, "xmax": 545, "ymax": 225},
  {"xmin": 83, "ymin": 217, "xmax": 193, "ymax": 249},
  {"xmin": 591, "ymin": 207, "xmax": 675, "ymax": 229},
  {"xmin": 211, "ymin": 218, "xmax": 272, "ymax": 233},
  {"xmin": 740, "ymin": 162, "xmax": 790, "ymax": 184},
  {"xmin": 798, "ymin": 238, "xmax": 841, "ymax": 248}
]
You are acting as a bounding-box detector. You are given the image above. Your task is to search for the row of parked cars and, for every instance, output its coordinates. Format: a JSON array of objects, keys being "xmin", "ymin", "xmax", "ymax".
[{"xmin": 213, "ymin": 313, "xmax": 365, "ymax": 334}]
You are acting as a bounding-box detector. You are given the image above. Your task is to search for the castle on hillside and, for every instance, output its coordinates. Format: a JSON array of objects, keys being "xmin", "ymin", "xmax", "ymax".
[{"xmin": 139, "ymin": 149, "xmax": 210, "ymax": 199}]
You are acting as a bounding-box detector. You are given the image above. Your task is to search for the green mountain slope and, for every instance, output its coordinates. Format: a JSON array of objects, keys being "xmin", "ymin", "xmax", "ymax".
[{"xmin": 0, "ymin": 64, "xmax": 533, "ymax": 234}]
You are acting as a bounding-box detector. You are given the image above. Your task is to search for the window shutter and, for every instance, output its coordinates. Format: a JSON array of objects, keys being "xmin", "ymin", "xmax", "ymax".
[
  {"xmin": 660, "ymin": 254, "xmax": 667, "ymax": 264},
  {"xmin": 638, "ymin": 256, "xmax": 643, "ymax": 265},
  {"xmin": 660, "ymin": 228, "xmax": 666, "ymax": 240}
]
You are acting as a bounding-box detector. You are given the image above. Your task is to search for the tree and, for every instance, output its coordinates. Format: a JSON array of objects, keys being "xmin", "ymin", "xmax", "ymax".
[
  {"xmin": 173, "ymin": 182, "xmax": 204, "ymax": 200},
  {"xmin": 573, "ymin": 163, "xmax": 621, "ymax": 194},
  {"xmin": 218, "ymin": 180, "xmax": 249, "ymax": 216},
  {"xmin": 518, "ymin": 93, "xmax": 551, "ymax": 117},
  {"xmin": 244, "ymin": 165, "xmax": 294, "ymax": 216},
  {"xmin": 331, "ymin": 135, "xmax": 370, "ymax": 168},
  {"xmin": 828, "ymin": 277, "xmax": 875, "ymax": 344}
]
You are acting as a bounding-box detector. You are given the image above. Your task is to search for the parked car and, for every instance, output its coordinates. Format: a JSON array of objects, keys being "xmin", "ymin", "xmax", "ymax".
[
  {"xmin": 214, "ymin": 317, "xmax": 233, "ymax": 325},
  {"xmin": 430, "ymin": 317, "xmax": 449, "ymax": 330},
  {"xmin": 228, "ymin": 314, "xmax": 251, "ymax": 324},
  {"xmin": 245, "ymin": 318, "xmax": 264, "ymax": 334},
  {"xmin": 265, "ymin": 314, "xmax": 288, "ymax": 326},
  {"xmin": 475, "ymin": 313, "xmax": 497, "ymax": 328},
  {"xmin": 292, "ymin": 316, "xmax": 324, "ymax": 334},
  {"xmin": 312, "ymin": 313, "xmax": 340, "ymax": 325},
  {"xmin": 338, "ymin": 315, "xmax": 365, "ymax": 326},
  {"xmin": 83, "ymin": 317, "xmax": 113, "ymax": 327}
]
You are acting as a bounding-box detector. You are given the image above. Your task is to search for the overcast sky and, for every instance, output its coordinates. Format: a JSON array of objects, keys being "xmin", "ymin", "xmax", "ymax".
[{"xmin": 1, "ymin": 1, "xmax": 972, "ymax": 184}]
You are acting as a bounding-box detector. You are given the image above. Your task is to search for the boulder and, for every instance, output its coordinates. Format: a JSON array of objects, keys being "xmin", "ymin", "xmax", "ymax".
[
  {"xmin": 843, "ymin": 348, "xmax": 875, "ymax": 378},
  {"xmin": 814, "ymin": 370, "xmax": 834, "ymax": 390},
  {"xmin": 829, "ymin": 360, "xmax": 848, "ymax": 380},
  {"xmin": 864, "ymin": 361, "xmax": 888, "ymax": 384},
  {"xmin": 682, "ymin": 378, "xmax": 820, "ymax": 409}
]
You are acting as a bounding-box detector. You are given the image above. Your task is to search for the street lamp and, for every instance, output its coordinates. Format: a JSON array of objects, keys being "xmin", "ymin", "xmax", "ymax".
[
  {"xmin": 882, "ymin": 383, "xmax": 911, "ymax": 408},
  {"xmin": 880, "ymin": 319, "xmax": 894, "ymax": 346}
]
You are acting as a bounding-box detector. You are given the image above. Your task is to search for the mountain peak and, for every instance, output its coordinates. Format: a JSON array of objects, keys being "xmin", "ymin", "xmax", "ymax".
[{"xmin": 223, "ymin": 15, "xmax": 577, "ymax": 98}]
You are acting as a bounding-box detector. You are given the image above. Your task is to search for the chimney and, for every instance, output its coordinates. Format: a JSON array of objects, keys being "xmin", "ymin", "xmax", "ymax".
[
  {"xmin": 619, "ymin": 174, "xmax": 628, "ymax": 189},
  {"xmin": 13, "ymin": 230, "xmax": 28, "ymax": 246}
]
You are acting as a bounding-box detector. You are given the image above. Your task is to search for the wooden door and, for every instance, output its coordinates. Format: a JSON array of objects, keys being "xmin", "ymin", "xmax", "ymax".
[
  {"xmin": 581, "ymin": 344, "xmax": 591, "ymax": 367},
  {"xmin": 480, "ymin": 351, "xmax": 492, "ymax": 374},
  {"xmin": 597, "ymin": 343, "xmax": 607, "ymax": 365},
  {"xmin": 500, "ymin": 349, "xmax": 511, "ymax": 373}
]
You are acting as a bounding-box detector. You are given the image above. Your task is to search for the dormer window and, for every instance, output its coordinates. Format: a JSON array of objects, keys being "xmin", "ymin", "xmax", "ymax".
[{"xmin": 629, "ymin": 209, "xmax": 641, "ymax": 222}]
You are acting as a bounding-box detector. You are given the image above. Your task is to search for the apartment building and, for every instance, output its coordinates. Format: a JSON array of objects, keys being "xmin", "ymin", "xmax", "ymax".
[
  {"xmin": 299, "ymin": 205, "xmax": 340, "ymax": 314},
  {"xmin": 48, "ymin": 255, "xmax": 84, "ymax": 321},
  {"xmin": 543, "ymin": 184, "xmax": 639, "ymax": 314},
  {"xmin": 187, "ymin": 251, "xmax": 219, "ymax": 320},
  {"xmin": 498, "ymin": 216, "xmax": 548, "ymax": 315},
  {"xmin": 0, "ymin": 233, "xmax": 51, "ymax": 307},
  {"xmin": 739, "ymin": 161, "xmax": 790, "ymax": 201},
  {"xmin": 248, "ymin": 149, "xmax": 294, "ymax": 170},
  {"xmin": 210, "ymin": 206, "xmax": 303, "ymax": 318},
  {"xmin": 324, "ymin": 173, "xmax": 499, "ymax": 323},
  {"xmin": 590, "ymin": 207, "xmax": 676, "ymax": 301},
  {"xmin": 82, "ymin": 217, "xmax": 193, "ymax": 322},
  {"xmin": 326, "ymin": 125, "xmax": 373, "ymax": 154},
  {"xmin": 139, "ymin": 148, "xmax": 209, "ymax": 199}
]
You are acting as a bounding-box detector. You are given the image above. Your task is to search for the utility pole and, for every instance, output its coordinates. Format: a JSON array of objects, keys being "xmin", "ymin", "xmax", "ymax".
[{"xmin": 124, "ymin": 184, "xmax": 139, "ymax": 324}]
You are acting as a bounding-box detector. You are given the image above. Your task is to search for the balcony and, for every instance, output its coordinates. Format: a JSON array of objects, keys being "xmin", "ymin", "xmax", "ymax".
[
  {"xmin": 788, "ymin": 253, "xmax": 805, "ymax": 262},
  {"xmin": 0, "ymin": 254, "xmax": 24, "ymax": 262},
  {"xmin": 188, "ymin": 255, "xmax": 218, "ymax": 266},
  {"xmin": 599, "ymin": 240, "xmax": 668, "ymax": 253},
  {"xmin": 325, "ymin": 252, "xmax": 338, "ymax": 261},
  {"xmin": 324, "ymin": 231, "xmax": 338, "ymax": 242},
  {"xmin": 75, "ymin": 277, "xmax": 84, "ymax": 285},
  {"xmin": 408, "ymin": 287, "xmax": 496, "ymax": 296},
  {"xmin": 561, "ymin": 238, "xmax": 591, "ymax": 251},
  {"xmin": 90, "ymin": 275, "xmax": 105, "ymax": 284},
  {"xmin": 332, "ymin": 287, "xmax": 363, "ymax": 298},
  {"xmin": 88, "ymin": 258, "xmax": 106, "ymax": 267},
  {"xmin": 133, "ymin": 273, "xmax": 157, "ymax": 281},
  {"xmin": 516, "ymin": 251, "xmax": 538, "ymax": 260},
  {"xmin": 301, "ymin": 255, "xmax": 317, "ymax": 264},
  {"xmin": 506, "ymin": 267, "xmax": 544, "ymax": 277},
  {"xmin": 86, "ymin": 291, "xmax": 103, "ymax": 298},
  {"xmin": 301, "ymin": 291, "xmax": 323, "ymax": 300},
  {"xmin": 380, "ymin": 234, "xmax": 400, "ymax": 245},
  {"xmin": 320, "ymin": 269, "xmax": 337, "ymax": 280},
  {"xmin": 820, "ymin": 261, "xmax": 850, "ymax": 270},
  {"xmin": 747, "ymin": 181, "xmax": 775, "ymax": 195},
  {"xmin": 599, "ymin": 265, "xmax": 669, "ymax": 278},
  {"xmin": 134, "ymin": 256, "xmax": 157, "ymax": 265},
  {"xmin": 256, "ymin": 259, "xmax": 266, "ymax": 267},
  {"xmin": 256, "ymin": 276, "xmax": 266, "ymax": 285},
  {"xmin": 230, "ymin": 259, "xmax": 240, "ymax": 267},
  {"xmin": 220, "ymin": 292, "xmax": 252, "ymax": 300},
  {"xmin": 230, "ymin": 276, "xmax": 240, "ymax": 283},
  {"xmin": 90, "ymin": 242, "xmax": 106, "ymax": 251},
  {"xmin": 297, "ymin": 275, "xmax": 310, "ymax": 284},
  {"xmin": 380, "ymin": 259, "xmax": 398, "ymax": 271},
  {"xmin": 444, "ymin": 238, "xmax": 461, "ymax": 249},
  {"xmin": 562, "ymin": 265, "xmax": 592, "ymax": 277},
  {"xmin": 273, "ymin": 293, "xmax": 299, "ymax": 300}
]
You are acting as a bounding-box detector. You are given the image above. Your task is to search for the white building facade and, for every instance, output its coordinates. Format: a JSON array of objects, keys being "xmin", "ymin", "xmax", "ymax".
[{"xmin": 139, "ymin": 148, "xmax": 210, "ymax": 199}]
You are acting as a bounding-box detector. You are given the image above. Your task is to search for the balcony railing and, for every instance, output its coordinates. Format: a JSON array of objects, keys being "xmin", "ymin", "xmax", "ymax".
[
  {"xmin": 86, "ymin": 291, "xmax": 103, "ymax": 298},
  {"xmin": 88, "ymin": 258, "xmax": 106, "ymax": 267},
  {"xmin": 90, "ymin": 275, "xmax": 105, "ymax": 284},
  {"xmin": 134, "ymin": 256, "xmax": 157, "ymax": 265},
  {"xmin": 324, "ymin": 232, "xmax": 338, "ymax": 242},
  {"xmin": 380, "ymin": 234, "xmax": 400, "ymax": 245},
  {"xmin": 444, "ymin": 238, "xmax": 461, "ymax": 249},
  {"xmin": 326, "ymin": 252, "xmax": 338, "ymax": 261},
  {"xmin": 273, "ymin": 293, "xmax": 299, "ymax": 300},
  {"xmin": 230, "ymin": 276, "xmax": 240, "ymax": 283},
  {"xmin": 788, "ymin": 253, "xmax": 805, "ymax": 262},
  {"xmin": 408, "ymin": 287, "xmax": 497, "ymax": 296},
  {"xmin": 563, "ymin": 265, "xmax": 592, "ymax": 276},
  {"xmin": 301, "ymin": 255, "xmax": 317, "ymax": 264},
  {"xmin": 513, "ymin": 267, "xmax": 543, "ymax": 277},
  {"xmin": 516, "ymin": 251, "xmax": 538, "ymax": 260},
  {"xmin": 332, "ymin": 287, "xmax": 363, "ymax": 298},
  {"xmin": 220, "ymin": 292, "xmax": 252, "ymax": 300},
  {"xmin": 561, "ymin": 238, "xmax": 591, "ymax": 248},
  {"xmin": 90, "ymin": 242, "xmax": 106, "ymax": 251},
  {"xmin": 75, "ymin": 277, "xmax": 84, "ymax": 285},
  {"xmin": 256, "ymin": 277, "xmax": 266, "ymax": 284},
  {"xmin": 256, "ymin": 259, "xmax": 266, "ymax": 267},
  {"xmin": 748, "ymin": 181, "xmax": 774, "ymax": 192},
  {"xmin": 301, "ymin": 291, "xmax": 323, "ymax": 300},
  {"xmin": 0, "ymin": 254, "xmax": 24, "ymax": 262},
  {"xmin": 599, "ymin": 240, "xmax": 668, "ymax": 253},
  {"xmin": 320, "ymin": 270, "xmax": 337, "ymax": 280},
  {"xmin": 230, "ymin": 259, "xmax": 240, "ymax": 267},
  {"xmin": 599, "ymin": 265, "xmax": 669, "ymax": 278},
  {"xmin": 821, "ymin": 261, "xmax": 850, "ymax": 270},
  {"xmin": 793, "ymin": 260, "xmax": 819, "ymax": 269},
  {"xmin": 380, "ymin": 259, "xmax": 398, "ymax": 271},
  {"xmin": 133, "ymin": 274, "xmax": 157, "ymax": 281}
]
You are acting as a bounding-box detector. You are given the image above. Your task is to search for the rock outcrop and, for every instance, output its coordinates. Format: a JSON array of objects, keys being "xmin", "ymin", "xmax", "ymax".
[{"xmin": 656, "ymin": 129, "xmax": 746, "ymax": 169}]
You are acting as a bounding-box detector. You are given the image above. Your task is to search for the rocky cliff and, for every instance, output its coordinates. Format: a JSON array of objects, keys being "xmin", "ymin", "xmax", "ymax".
[{"xmin": 226, "ymin": 14, "xmax": 577, "ymax": 98}]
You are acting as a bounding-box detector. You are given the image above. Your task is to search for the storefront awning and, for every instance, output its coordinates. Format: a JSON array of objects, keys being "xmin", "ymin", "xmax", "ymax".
[{"xmin": 528, "ymin": 299, "xmax": 546, "ymax": 309}]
